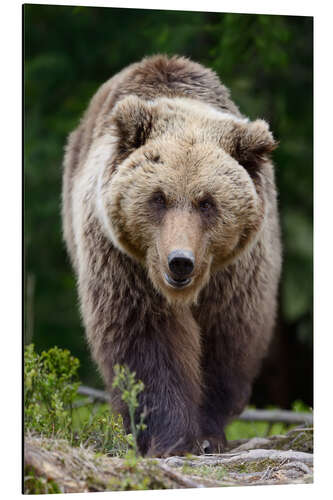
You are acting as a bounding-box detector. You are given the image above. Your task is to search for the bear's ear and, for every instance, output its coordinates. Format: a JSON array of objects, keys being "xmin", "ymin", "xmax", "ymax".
[
  {"xmin": 220, "ymin": 119, "xmax": 277, "ymax": 176},
  {"xmin": 112, "ymin": 95, "xmax": 156, "ymax": 156}
]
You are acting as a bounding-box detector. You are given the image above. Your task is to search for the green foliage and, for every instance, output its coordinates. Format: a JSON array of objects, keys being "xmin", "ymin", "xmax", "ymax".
[
  {"xmin": 292, "ymin": 399, "xmax": 312, "ymax": 413},
  {"xmin": 24, "ymin": 6, "xmax": 313, "ymax": 405},
  {"xmin": 24, "ymin": 466, "xmax": 61, "ymax": 494},
  {"xmin": 71, "ymin": 404, "xmax": 130, "ymax": 456},
  {"xmin": 24, "ymin": 344, "xmax": 130, "ymax": 456},
  {"xmin": 226, "ymin": 401, "xmax": 312, "ymax": 441},
  {"xmin": 24, "ymin": 343, "xmax": 80, "ymax": 436},
  {"xmin": 112, "ymin": 364, "xmax": 146, "ymax": 456},
  {"xmin": 225, "ymin": 420, "xmax": 287, "ymax": 441}
]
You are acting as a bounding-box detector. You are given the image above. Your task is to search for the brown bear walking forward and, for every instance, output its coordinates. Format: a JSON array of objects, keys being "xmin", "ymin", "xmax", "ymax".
[{"xmin": 62, "ymin": 55, "xmax": 282, "ymax": 456}]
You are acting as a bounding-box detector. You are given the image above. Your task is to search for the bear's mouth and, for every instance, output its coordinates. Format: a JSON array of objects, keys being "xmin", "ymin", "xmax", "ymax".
[{"xmin": 164, "ymin": 273, "xmax": 192, "ymax": 289}]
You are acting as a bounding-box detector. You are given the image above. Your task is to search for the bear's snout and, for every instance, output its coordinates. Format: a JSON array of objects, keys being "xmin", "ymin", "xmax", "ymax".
[
  {"xmin": 156, "ymin": 210, "xmax": 205, "ymax": 293},
  {"xmin": 168, "ymin": 249, "xmax": 195, "ymax": 280}
]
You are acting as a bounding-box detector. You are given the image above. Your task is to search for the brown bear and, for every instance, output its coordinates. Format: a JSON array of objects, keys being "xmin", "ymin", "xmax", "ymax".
[{"xmin": 62, "ymin": 55, "xmax": 282, "ymax": 457}]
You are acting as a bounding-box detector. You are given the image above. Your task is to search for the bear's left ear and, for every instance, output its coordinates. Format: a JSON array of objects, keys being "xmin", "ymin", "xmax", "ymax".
[
  {"xmin": 112, "ymin": 95, "xmax": 156, "ymax": 156},
  {"xmin": 220, "ymin": 119, "xmax": 277, "ymax": 175}
]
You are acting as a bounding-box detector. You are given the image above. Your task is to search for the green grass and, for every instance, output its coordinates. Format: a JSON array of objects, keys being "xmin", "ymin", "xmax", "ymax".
[{"xmin": 225, "ymin": 419, "xmax": 289, "ymax": 440}]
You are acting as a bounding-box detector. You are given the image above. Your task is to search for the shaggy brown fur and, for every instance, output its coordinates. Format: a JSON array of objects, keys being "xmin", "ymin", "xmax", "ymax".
[{"xmin": 62, "ymin": 55, "xmax": 281, "ymax": 456}]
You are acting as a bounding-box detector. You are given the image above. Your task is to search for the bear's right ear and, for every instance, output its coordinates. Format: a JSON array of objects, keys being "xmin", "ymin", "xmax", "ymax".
[{"xmin": 112, "ymin": 95, "xmax": 156, "ymax": 156}]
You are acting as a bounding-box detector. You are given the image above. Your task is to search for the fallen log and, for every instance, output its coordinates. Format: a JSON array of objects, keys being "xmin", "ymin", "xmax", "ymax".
[
  {"xmin": 77, "ymin": 385, "xmax": 313, "ymax": 425},
  {"xmin": 240, "ymin": 409, "xmax": 313, "ymax": 426},
  {"xmin": 165, "ymin": 448, "xmax": 313, "ymax": 468}
]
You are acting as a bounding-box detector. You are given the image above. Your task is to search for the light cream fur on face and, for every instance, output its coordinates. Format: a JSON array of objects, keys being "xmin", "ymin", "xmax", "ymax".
[{"xmin": 96, "ymin": 96, "xmax": 269, "ymax": 304}]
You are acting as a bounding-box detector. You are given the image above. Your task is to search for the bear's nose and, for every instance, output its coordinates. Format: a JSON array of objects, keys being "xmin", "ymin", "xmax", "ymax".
[{"xmin": 168, "ymin": 250, "xmax": 195, "ymax": 279}]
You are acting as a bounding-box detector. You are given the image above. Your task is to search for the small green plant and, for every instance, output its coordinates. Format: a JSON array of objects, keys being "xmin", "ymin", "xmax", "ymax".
[
  {"xmin": 24, "ymin": 344, "xmax": 138, "ymax": 457},
  {"xmin": 292, "ymin": 399, "xmax": 312, "ymax": 413},
  {"xmin": 71, "ymin": 405, "xmax": 131, "ymax": 455},
  {"xmin": 112, "ymin": 364, "xmax": 146, "ymax": 456},
  {"xmin": 24, "ymin": 466, "xmax": 61, "ymax": 494},
  {"xmin": 24, "ymin": 343, "xmax": 80, "ymax": 438}
]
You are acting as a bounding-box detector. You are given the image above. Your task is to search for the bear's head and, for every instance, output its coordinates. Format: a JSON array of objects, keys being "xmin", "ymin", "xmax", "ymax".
[{"xmin": 96, "ymin": 95, "xmax": 276, "ymax": 304}]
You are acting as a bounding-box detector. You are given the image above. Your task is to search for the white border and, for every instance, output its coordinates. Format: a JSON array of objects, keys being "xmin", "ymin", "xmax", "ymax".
[{"xmin": 2, "ymin": 1, "xmax": 331, "ymax": 499}]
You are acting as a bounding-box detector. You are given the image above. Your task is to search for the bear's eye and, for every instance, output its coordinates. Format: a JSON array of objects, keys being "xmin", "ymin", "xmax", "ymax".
[
  {"xmin": 199, "ymin": 198, "xmax": 215, "ymax": 213},
  {"xmin": 151, "ymin": 191, "xmax": 167, "ymax": 209}
]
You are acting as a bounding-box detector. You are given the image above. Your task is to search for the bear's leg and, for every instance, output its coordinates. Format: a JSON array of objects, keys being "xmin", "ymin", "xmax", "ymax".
[
  {"xmin": 199, "ymin": 323, "xmax": 259, "ymax": 453},
  {"xmin": 91, "ymin": 307, "xmax": 203, "ymax": 457},
  {"xmin": 79, "ymin": 238, "xmax": 203, "ymax": 456}
]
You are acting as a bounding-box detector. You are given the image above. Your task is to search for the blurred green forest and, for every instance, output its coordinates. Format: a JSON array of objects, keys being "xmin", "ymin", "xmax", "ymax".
[{"xmin": 24, "ymin": 5, "xmax": 313, "ymax": 407}]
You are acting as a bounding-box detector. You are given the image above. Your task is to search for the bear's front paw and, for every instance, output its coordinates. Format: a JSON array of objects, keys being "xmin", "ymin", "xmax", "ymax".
[{"xmin": 145, "ymin": 435, "xmax": 201, "ymax": 458}]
